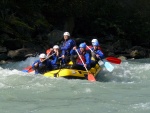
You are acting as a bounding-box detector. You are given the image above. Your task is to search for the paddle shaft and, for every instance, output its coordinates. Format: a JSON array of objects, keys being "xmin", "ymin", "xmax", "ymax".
[
  {"xmin": 75, "ymin": 49, "xmax": 88, "ymax": 72},
  {"xmin": 86, "ymin": 45, "xmax": 114, "ymax": 72},
  {"xmin": 35, "ymin": 53, "xmax": 56, "ymax": 64},
  {"xmin": 75, "ymin": 49, "xmax": 96, "ymax": 81},
  {"xmin": 87, "ymin": 45, "xmax": 121, "ymax": 64},
  {"xmin": 86, "ymin": 45, "xmax": 102, "ymax": 60},
  {"xmin": 24, "ymin": 53, "xmax": 56, "ymax": 72},
  {"xmin": 43, "ymin": 53, "xmax": 56, "ymax": 62}
]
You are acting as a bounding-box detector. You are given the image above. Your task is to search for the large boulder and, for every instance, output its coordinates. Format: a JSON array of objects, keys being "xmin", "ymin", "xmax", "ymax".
[
  {"xmin": 0, "ymin": 53, "xmax": 8, "ymax": 60},
  {"xmin": 129, "ymin": 46, "xmax": 147, "ymax": 58},
  {"xmin": 47, "ymin": 30, "xmax": 64, "ymax": 47},
  {"xmin": 3, "ymin": 39, "xmax": 23, "ymax": 50},
  {"xmin": 0, "ymin": 46, "xmax": 7, "ymax": 53},
  {"xmin": 7, "ymin": 48, "xmax": 37, "ymax": 61}
]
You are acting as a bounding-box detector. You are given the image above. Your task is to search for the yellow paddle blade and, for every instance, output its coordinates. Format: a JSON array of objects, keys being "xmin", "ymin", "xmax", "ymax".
[
  {"xmin": 68, "ymin": 61, "xmax": 73, "ymax": 65},
  {"xmin": 91, "ymin": 57, "xmax": 95, "ymax": 61}
]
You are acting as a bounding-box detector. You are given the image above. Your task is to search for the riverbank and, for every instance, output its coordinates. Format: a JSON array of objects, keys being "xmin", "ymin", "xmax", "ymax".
[{"xmin": 0, "ymin": 30, "xmax": 150, "ymax": 64}]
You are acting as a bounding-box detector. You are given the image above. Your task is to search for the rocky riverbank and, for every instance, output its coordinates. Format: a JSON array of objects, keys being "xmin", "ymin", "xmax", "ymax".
[{"xmin": 0, "ymin": 30, "xmax": 150, "ymax": 64}]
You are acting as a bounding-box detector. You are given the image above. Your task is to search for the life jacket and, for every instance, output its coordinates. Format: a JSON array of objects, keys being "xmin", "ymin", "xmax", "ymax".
[
  {"xmin": 97, "ymin": 46, "xmax": 102, "ymax": 51},
  {"xmin": 46, "ymin": 49, "xmax": 53, "ymax": 56},
  {"xmin": 33, "ymin": 60, "xmax": 52, "ymax": 74},
  {"xmin": 91, "ymin": 48, "xmax": 104, "ymax": 60},
  {"xmin": 63, "ymin": 38, "xmax": 76, "ymax": 47},
  {"xmin": 53, "ymin": 54, "xmax": 62, "ymax": 65},
  {"xmin": 86, "ymin": 45, "xmax": 102, "ymax": 51},
  {"xmin": 61, "ymin": 38, "xmax": 76, "ymax": 56},
  {"xmin": 86, "ymin": 45, "xmax": 92, "ymax": 51},
  {"xmin": 38, "ymin": 62, "xmax": 48, "ymax": 74},
  {"xmin": 33, "ymin": 61, "xmax": 46, "ymax": 74},
  {"xmin": 76, "ymin": 51, "xmax": 86, "ymax": 64}
]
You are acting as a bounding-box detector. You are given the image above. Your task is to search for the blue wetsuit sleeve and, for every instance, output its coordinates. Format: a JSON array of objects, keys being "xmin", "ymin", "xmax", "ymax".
[
  {"xmin": 32, "ymin": 60, "xmax": 40, "ymax": 74},
  {"xmin": 96, "ymin": 50, "xmax": 105, "ymax": 59},
  {"xmin": 51, "ymin": 56, "xmax": 58, "ymax": 65},
  {"xmin": 70, "ymin": 49, "xmax": 76, "ymax": 55},
  {"xmin": 61, "ymin": 50, "xmax": 65, "ymax": 55},
  {"xmin": 85, "ymin": 53, "xmax": 91, "ymax": 67},
  {"xmin": 61, "ymin": 39, "xmax": 74, "ymax": 50},
  {"xmin": 32, "ymin": 60, "xmax": 39, "ymax": 68}
]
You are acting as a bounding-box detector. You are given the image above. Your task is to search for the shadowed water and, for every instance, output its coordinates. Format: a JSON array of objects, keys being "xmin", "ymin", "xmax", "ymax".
[{"xmin": 0, "ymin": 57, "xmax": 150, "ymax": 113}]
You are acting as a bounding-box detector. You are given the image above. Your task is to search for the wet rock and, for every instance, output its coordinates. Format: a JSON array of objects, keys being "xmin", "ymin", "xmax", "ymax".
[
  {"xmin": 0, "ymin": 60, "xmax": 7, "ymax": 64},
  {"xmin": 7, "ymin": 48, "xmax": 37, "ymax": 61},
  {"xmin": 129, "ymin": 46, "xmax": 147, "ymax": 59},
  {"xmin": 0, "ymin": 53, "xmax": 8, "ymax": 60},
  {"xmin": 47, "ymin": 30, "xmax": 64, "ymax": 46},
  {"xmin": 118, "ymin": 56, "xmax": 127, "ymax": 60},
  {"xmin": 0, "ymin": 46, "xmax": 7, "ymax": 53},
  {"xmin": 3, "ymin": 39, "xmax": 23, "ymax": 50}
]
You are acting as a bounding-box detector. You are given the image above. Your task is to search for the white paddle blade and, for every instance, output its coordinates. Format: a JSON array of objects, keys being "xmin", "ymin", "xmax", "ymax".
[
  {"xmin": 98, "ymin": 60, "xmax": 104, "ymax": 66},
  {"xmin": 104, "ymin": 61, "xmax": 114, "ymax": 72}
]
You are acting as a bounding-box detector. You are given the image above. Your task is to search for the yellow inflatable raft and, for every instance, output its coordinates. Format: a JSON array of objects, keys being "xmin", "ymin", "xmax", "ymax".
[{"xmin": 43, "ymin": 64, "xmax": 101, "ymax": 79}]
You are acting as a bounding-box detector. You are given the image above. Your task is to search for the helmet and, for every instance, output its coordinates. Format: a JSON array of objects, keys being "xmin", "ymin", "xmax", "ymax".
[
  {"xmin": 53, "ymin": 45, "xmax": 59, "ymax": 49},
  {"xmin": 91, "ymin": 39, "xmax": 98, "ymax": 43},
  {"xmin": 92, "ymin": 41, "xmax": 99, "ymax": 46},
  {"xmin": 63, "ymin": 32, "xmax": 70, "ymax": 36},
  {"xmin": 39, "ymin": 53, "xmax": 46, "ymax": 59},
  {"xmin": 79, "ymin": 43, "xmax": 86, "ymax": 48}
]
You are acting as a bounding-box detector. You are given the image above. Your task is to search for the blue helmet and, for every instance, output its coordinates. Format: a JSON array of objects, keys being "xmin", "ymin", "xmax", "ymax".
[
  {"xmin": 92, "ymin": 41, "xmax": 99, "ymax": 46},
  {"xmin": 79, "ymin": 43, "xmax": 86, "ymax": 48}
]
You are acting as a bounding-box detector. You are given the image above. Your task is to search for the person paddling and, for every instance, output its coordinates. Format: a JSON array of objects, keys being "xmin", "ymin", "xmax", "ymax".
[
  {"xmin": 86, "ymin": 38, "xmax": 102, "ymax": 51},
  {"xmin": 32, "ymin": 53, "xmax": 52, "ymax": 74},
  {"xmin": 50, "ymin": 45, "xmax": 66, "ymax": 69},
  {"xmin": 90, "ymin": 41, "xmax": 104, "ymax": 67},
  {"xmin": 70, "ymin": 43, "xmax": 91, "ymax": 70}
]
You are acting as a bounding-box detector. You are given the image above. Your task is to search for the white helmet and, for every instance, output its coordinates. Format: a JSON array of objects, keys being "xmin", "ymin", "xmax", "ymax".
[
  {"xmin": 53, "ymin": 45, "xmax": 59, "ymax": 49},
  {"xmin": 91, "ymin": 39, "xmax": 98, "ymax": 43},
  {"xmin": 39, "ymin": 53, "xmax": 46, "ymax": 59},
  {"xmin": 63, "ymin": 32, "xmax": 70, "ymax": 36}
]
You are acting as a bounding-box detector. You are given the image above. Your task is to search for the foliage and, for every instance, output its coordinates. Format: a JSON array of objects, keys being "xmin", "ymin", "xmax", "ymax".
[{"xmin": 0, "ymin": 0, "xmax": 150, "ymax": 46}]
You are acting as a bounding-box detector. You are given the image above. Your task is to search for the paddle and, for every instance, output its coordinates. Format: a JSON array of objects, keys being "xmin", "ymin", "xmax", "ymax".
[
  {"xmin": 22, "ymin": 53, "xmax": 56, "ymax": 73},
  {"xmin": 106, "ymin": 57, "xmax": 121, "ymax": 64},
  {"xmin": 75, "ymin": 49, "xmax": 96, "ymax": 82},
  {"xmin": 22, "ymin": 65, "xmax": 34, "ymax": 73},
  {"xmin": 86, "ymin": 45, "xmax": 114, "ymax": 72},
  {"xmin": 53, "ymin": 57, "xmax": 64, "ymax": 77}
]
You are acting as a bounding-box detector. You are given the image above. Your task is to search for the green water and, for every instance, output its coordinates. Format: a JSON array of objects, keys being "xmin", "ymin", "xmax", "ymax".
[{"xmin": 0, "ymin": 58, "xmax": 150, "ymax": 113}]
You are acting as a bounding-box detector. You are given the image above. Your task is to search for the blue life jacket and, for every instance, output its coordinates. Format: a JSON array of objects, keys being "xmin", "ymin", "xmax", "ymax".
[
  {"xmin": 60, "ymin": 38, "xmax": 76, "ymax": 56},
  {"xmin": 50, "ymin": 53, "xmax": 66, "ymax": 69},
  {"xmin": 70, "ymin": 48, "xmax": 91, "ymax": 68},
  {"xmin": 91, "ymin": 48, "xmax": 105, "ymax": 59},
  {"xmin": 32, "ymin": 59, "xmax": 52, "ymax": 74}
]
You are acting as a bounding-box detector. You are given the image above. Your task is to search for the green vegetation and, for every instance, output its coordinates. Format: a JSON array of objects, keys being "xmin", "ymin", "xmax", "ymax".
[{"xmin": 0, "ymin": 0, "xmax": 150, "ymax": 46}]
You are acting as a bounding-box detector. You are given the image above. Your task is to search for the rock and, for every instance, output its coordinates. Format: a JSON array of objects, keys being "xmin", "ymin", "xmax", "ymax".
[
  {"xmin": 130, "ymin": 50, "xmax": 139, "ymax": 57},
  {"xmin": 117, "ymin": 56, "xmax": 127, "ymax": 60},
  {"xmin": 7, "ymin": 48, "xmax": 37, "ymax": 60},
  {"xmin": 75, "ymin": 38, "xmax": 88, "ymax": 46},
  {"xmin": 0, "ymin": 53, "xmax": 8, "ymax": 60},
  {"xmin": 0, "ymin": 60, "xmax": 7, "ymax": 64},
  {"xmin": 129, "ymin": 46, "xmax": 147, "ymax": 58},
  {"xmin": 0, "ymin": 46, "xmax": 7, "ymax": 53},
  {"xmin": 3, "ymin": 39, "xmax": 23, "ymax": 50},
  {"xmin": 47, "ymin": 30, "xmax": 64, "ymax": 46}
]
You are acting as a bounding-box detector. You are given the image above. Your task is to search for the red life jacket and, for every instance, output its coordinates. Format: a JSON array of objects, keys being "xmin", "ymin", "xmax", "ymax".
[
  {"xmin": 46, "ymin": 49, "xmax": 53, "ymax": 56},
  {"xmin": 86, "ymin": 45, "xmax": 102, "ymax": 51},
  {"xmin": 76, "ymin": 51, "xmax": 86, "ymax": 64},
  {"xmin": 86, "ymin": 45, "xmax": 92, "ymax": 51}
]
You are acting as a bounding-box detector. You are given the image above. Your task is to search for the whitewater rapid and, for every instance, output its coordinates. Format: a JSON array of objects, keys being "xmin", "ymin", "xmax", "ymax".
[{"xmin": 0, "ymin": 57, "xmax": 150, "ymax": 113}]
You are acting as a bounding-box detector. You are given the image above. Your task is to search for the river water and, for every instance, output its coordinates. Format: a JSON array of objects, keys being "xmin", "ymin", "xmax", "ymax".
[{"xmin": 0, "ymin": 57, "xmax": 150, "ymax": 113}]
